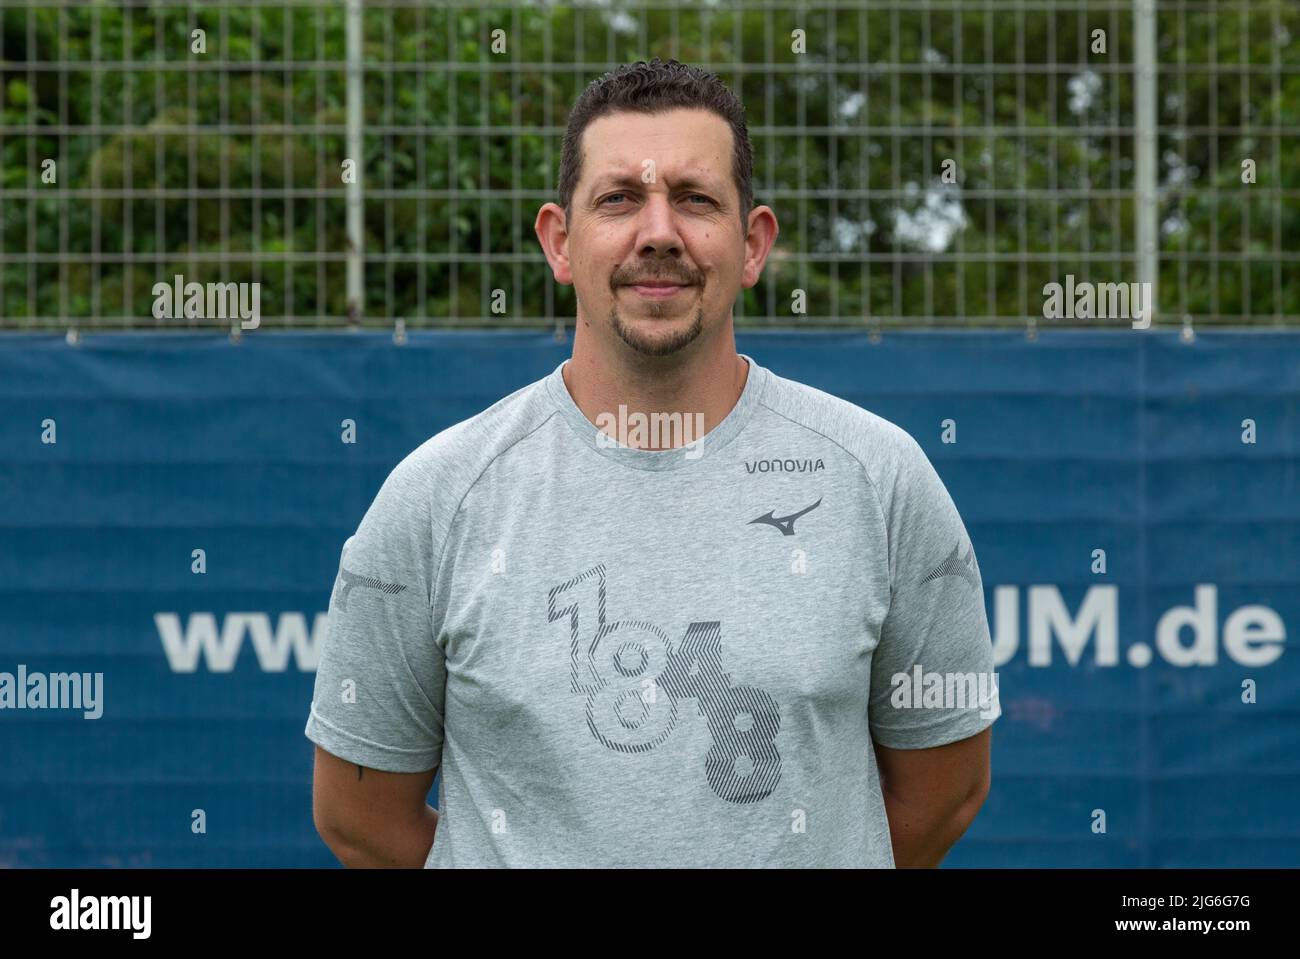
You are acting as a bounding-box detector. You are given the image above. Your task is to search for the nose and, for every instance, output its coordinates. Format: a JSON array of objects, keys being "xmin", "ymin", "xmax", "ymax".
[{"xmin": 632, "ymin": 193, "xmax": 684, "ymax": 258}]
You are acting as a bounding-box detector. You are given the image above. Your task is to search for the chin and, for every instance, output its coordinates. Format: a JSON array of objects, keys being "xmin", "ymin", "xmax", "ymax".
[{"xmin": 612, "ymin": 311, "xmax": 705, "ymax": 357}]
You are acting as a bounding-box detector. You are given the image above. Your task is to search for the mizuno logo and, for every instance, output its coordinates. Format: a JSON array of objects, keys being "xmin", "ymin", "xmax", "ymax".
[
  {"xmin": 749, "ymin": 498, "xmax": 822, "ymax": 536},
  {"xmin": 335, "ymin": 566, "xmax": 407, "ymax": 611},
  {"xmin": 921, "ymin": 541, "xmax": 980, "ymax": 590}
]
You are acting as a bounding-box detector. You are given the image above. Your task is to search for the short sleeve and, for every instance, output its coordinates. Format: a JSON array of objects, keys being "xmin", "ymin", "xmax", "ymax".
[
  {"xmin": 868, "ymin": 433, "xmax": 1000, "ymax": 749},
  {"xmin": 304, "ymin": 454, "xmax": 447, "ymax": 773}
]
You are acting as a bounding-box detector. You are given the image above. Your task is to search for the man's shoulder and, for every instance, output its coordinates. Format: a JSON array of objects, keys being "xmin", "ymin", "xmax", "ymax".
[
  {"xmin": 756, "ymin": 364, "xmax": 921, "ymax": 474},
  {"xmin": 377, "ymin": 372, "xmax": 557, "ymax": 515}
]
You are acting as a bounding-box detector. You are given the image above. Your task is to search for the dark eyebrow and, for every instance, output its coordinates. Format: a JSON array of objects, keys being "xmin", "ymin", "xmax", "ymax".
[{"xmin": 588, "ymin": 172, "xmax": 723, "ymax": 197}]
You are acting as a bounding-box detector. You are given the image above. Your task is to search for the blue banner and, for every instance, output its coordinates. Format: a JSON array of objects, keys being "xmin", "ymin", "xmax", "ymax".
[{"xmin": 0, "ymin": 330, "xmax": 1296, "ymax": 867}]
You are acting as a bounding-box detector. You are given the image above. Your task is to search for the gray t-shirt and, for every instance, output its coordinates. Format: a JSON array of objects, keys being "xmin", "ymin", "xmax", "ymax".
[{"xmin": 305, "ymin": 353, "xmax": 999, "ymax": 867}]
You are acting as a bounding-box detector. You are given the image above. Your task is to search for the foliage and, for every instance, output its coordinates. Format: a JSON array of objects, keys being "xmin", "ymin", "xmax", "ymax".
[{"xmin": 1, "ymin": 2, "xmax": 1295, "ymax": 327}]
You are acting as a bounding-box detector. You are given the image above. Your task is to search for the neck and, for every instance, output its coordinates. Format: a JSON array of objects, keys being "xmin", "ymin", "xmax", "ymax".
[{"xmin": 561, "ymin": 337, "xmax": 749, "ymax": 451}]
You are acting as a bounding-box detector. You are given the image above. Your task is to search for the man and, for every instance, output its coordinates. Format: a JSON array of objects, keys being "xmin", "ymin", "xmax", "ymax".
[{"xmin": 307, "ymin": 58, "xmax": 997, "ymax": 868}]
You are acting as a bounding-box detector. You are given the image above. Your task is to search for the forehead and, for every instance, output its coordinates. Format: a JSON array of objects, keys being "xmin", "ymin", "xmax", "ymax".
[{"xmin": 579, "ymin": 108, "xmax": 733, "ymax": 190}]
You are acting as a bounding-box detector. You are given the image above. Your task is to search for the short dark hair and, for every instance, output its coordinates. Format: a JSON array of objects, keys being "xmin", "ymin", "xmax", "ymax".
[{"xmin": 557, "ymin": 58, "xmax": 754, "ymax": 228}]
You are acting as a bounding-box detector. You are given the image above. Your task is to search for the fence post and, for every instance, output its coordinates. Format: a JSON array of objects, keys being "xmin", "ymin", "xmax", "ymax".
[
  {"xmin": 345, "ymin": 0, "xmax": 364, "ymax": 325},
  {"xmin": 1134, "ymin": 0, "xmax": 1159, "ymax": 327}
]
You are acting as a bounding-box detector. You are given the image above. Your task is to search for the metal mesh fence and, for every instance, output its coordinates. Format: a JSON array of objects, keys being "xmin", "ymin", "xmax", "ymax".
[{"xmin": 0, "ymin": 0, "xmax": 1296, "ymax": 332}]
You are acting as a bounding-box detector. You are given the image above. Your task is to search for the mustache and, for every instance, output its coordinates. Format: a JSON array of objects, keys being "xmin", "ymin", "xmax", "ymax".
[{"xmin": 615, "ymin": 271, "xmax": 699, "ymax": 286}]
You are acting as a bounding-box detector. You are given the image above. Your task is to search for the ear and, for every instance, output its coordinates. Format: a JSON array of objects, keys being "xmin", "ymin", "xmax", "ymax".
[
  {"xmin": 740, "ymin": 205, "xmax": 779, "ymax": 289},
  {"xmin": 534, "ymin": 202, "xmax": 574, "ymax": 285}
]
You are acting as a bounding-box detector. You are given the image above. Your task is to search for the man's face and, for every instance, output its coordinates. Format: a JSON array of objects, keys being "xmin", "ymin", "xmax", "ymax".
[{"xmin": 550, "ymin": 108, "xmax": 756, "ymax": 358}]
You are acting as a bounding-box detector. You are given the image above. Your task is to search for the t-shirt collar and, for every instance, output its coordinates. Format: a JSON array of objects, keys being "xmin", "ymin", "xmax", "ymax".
[{"xmin": 545, "ymin": 353, "xmax": 767, "ymax": 471}]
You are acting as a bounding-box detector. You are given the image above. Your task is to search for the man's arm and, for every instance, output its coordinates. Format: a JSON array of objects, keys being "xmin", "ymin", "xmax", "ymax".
[
  {"xmin": 312, "ymin": 745, "xmax": 440, "ymax": 868},
  {"xmin": 872, "ymin": 727, "xmax": 991, "ymax": 868}
]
